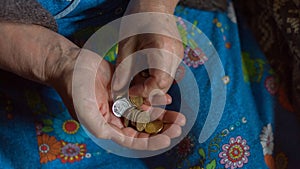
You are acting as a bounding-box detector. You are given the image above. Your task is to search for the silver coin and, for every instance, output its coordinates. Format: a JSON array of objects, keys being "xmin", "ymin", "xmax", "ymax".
[{"xmin": 112, "ymin": 97, "xmax": 134, "ymax": 117}]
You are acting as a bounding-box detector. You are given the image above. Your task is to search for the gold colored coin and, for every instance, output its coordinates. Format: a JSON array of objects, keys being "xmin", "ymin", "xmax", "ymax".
[
  {"xmin": 129, "ymin": 96, "xmax": 143, "ymax": 107},
  {"xmin": 130, "ymin": 108, "xmax": 140, "ymax": 126},
  {"xmin": 122, "ymin": 106, "xmax": 133, "ymax": 128},
  {"xmin": 145, "ymin": 120, "xmax": 164, "ymax": 134},
  {"xmin": 136, "ymin": 110, "xmax": 150, "ymax": 123},
  {"xmin": 122, "ymin": 107, "xmax": 135, "ymax": 127},
  {"xmin": 135, "ymin": 110, "xmax": 150, "ymax": 132},
  {"xmin": 136, "ymin": 122, "xmax": 146, "ymax": 132}
]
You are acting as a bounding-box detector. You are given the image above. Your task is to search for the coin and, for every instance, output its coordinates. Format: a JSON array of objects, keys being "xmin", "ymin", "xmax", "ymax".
[
  {"xmin": 112, "ymin": 97, "xmax": 134, "ymax": 117},
  {"xmin": 131, "ymin": 109, "xmax": 147, "ymax": 124},
  {"xmin": 136, "ymin": 122, "xmax": 146, "ymax": 132},
  {"xmin": 125, "ymin": 107, "xmax": 138, "ymax": 127},
  {"xmin": 129, "ymin": 96, "xmax": 143, "ymax": 107},
  {"xmin": 136, "ymin": 111, "xmax": 150, "ymax": 124},
  {"xmin": 123, "ymin": 107, "xmax": 134, "ymax": 127},
  {"xmin": 131, "ymin": 120, "xmax": 136, "ymax": 127},
  {"xmin": 145, "ymin": 120, "xmax": 164, "ymax": 134},
  {"xmin": 123, "ymin": 117, "xmax": 129, "ymax": 127},
  {"xmin": 135, "ymin": 111, "xmax": 150, "ymax": 132},
  {"xmin": 131, "ymin": 109, "xmax": 142, "ymax": 125}
]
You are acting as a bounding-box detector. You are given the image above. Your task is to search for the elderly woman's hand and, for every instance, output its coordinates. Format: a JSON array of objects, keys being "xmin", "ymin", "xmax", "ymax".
[
  {"xmin": 0, "ymin": 23, "xmax": 185, "ymax": 150},
  {"xmin": 113, "ymin": 0, "xmax": 184, "ymax": 100},
  {"xmin": 68, "ymin": 49, "xmax": 186, "ymax": 150},
  {"xmin": 113, "ymin": 0, "xmax": 184, "ymax": 128}
]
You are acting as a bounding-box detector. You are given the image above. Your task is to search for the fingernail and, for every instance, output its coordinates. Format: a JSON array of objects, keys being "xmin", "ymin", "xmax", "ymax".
[{"xmin": 167, "ymin": 97, "xmax": 172, "ymax": 103}]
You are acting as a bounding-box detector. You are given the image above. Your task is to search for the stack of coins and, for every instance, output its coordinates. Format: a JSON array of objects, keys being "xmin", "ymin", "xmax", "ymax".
[{"xmin": 121, "ymin": 96, "xmax": 164, "ymax": 134}]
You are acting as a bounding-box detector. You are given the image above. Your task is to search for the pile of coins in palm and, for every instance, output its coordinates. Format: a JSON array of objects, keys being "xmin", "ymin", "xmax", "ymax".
[
  {"xmin": 115, "ymin": 96, "xmax": 164, "ymax": 134},
  {"xmin": 111, "ymin": 69, "xmax": 164, "ymax": 134}
]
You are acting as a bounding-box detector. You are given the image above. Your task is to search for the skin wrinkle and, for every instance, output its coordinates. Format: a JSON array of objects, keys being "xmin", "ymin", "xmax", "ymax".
[
  {"xmin": 44, "ymin": 44, "xmax": 64, "ymax": 81},
  {"xmin": 125, "ymin": 0, "xmax": 179, "ymax": 14},
  {"xmin": 54, "ymin": 47, "xmax": 80, "ymax": 120},
  {"xmin": 0, "ymin": 23, "xmax": 81, "ymax": 122},
  {"xmin": 0, "ymin": 24, "xmax": 39, "ymax": 81},
  {"xmin": 0, "ymin": 0, "xmax": 187, "ymax": 151},
  {"xmin": 30, "ymin": 32, "xmax": 49, "ymax": 83},
  {"xmin": 0, "ymin": 23, "xmax": 79, "ymax": 84},
  {"xmin": 116, "ymin": 34, "xmax": 182, "ymax": 94}
]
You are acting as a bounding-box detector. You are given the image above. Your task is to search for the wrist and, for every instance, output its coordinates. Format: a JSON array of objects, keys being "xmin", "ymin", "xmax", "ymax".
[
  {"xmin": 0, "ymin": 23, "xmax": 80, "ymax": 86},
  {"xmin": 45, "ymin": 44, "xmax": 80, "ymax": 120},
  {"xmin": 126, "ymin": 0, "xmax": 178, "ymax": 14},
  {"xmin": 45, "ymin": 44, "xmax": 80, "ymax": 98},
  {"xmin": 0, "ymin": 23, "xmax": 80, "ymax": 119}
]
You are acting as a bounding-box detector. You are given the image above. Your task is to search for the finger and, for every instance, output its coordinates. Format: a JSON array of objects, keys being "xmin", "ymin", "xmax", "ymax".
[
  {"xmin": 130, "ymin": 71, "xmax": 172, "ymax": 105},
  {"xmin": 109, "ymin": 124, "xmax": 171, "ymax": 151},
  {"xmin": 149, "ymin": 68, "xmax": 175, "ymax": 91},
  {"xmin": 129, "ymin": 74, "xmax": 174, "ymax": 99},
  {"xmin": 146, "ymin": 93, "xmax": 172, "ymax": 105},
  {"xmin": 109, "ymin": 113, "xmax": 126, "ymax": 129},
  {"xmin": 96, "ymin": 58, "xmax": 115, "ymax": 86},
  {"xmin": 112, "ymin": 37, "xmax": 136, "ymax": 94},
  {"xmin": 139, "ymin": 105, "xmax": 166, "ymax": 121},
  {"xmin": 139, "ymin": 105, "xmax": 186, "ymax": 126},
  {"xmin": 130, "ymin": 70, "xmax": 148, "ymax": 86},
  {"xmin": 161, "ymin": 124, "xmax": 182, "ymax": 139},
  {"xmin": 129, "ymin": 92, "xmax": 172, "ymax": 107},
  {"xmin": 161, "ymin": 111, "xmax": 186, "ymax": 126},
  {"xmin": 95, "ymin": 61, "xmax": 113, "ymax": 109}
]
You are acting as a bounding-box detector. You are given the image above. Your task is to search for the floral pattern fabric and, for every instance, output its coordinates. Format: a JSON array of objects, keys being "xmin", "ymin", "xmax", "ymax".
[
  {"xmin": 0, "ymin": 1, "xmax": 299, "ymax": 169},
  {"xmin": 38, "ymin": 134, "xmax": 61, "ymax": 164},
  {"xmin": 219, "ymin": 136, "xmax": 250, "ymax": 169}
]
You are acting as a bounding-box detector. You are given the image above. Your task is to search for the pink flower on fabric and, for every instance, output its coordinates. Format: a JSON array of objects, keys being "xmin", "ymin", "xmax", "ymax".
[
  {"xmin": 260, "ymin": 123, "xmax": 274, "ymax": 155},
  {"xmin": 58, "ymin": 141, "xmax": 86, "ymax": 163},
  {"xmin": 177, "ymin": 17, "xmax": 187, "ymax": 30},
  {"xmin": 264, "ymin": 76, "xmax": 279, "ymax": 95},
  {"xmin": 183, "ymin": 46, "xmax": 208, "ymax": 68},
  {"xmin": 219, "ymin": 136, "xmax": 250, "ymax": 169}
]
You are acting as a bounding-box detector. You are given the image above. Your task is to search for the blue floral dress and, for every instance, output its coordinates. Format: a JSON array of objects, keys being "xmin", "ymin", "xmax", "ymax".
[{"xmin": 0, "ymin": 0, "xmax": 298, "ymax": 169}]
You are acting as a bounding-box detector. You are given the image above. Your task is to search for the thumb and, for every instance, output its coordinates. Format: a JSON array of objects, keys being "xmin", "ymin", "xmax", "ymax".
[{"xmin": 112, "ymin": 38, "xmax": 136, "ymax": 97}]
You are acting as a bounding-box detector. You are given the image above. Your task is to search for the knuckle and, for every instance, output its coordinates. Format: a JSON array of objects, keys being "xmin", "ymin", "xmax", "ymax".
[{"xmin": 156, "ymin": 76, "xmax": 173, "ymax": 89}]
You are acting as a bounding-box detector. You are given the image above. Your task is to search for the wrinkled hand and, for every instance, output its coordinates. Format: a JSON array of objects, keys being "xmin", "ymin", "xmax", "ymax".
[
  {"xmin": 54, "ymin": 49, "xmax": 185, "ymax": 150},
  {"xmin": 109, "ymin": 0, "xmax": 186, "ymax": 150},
  {"xmin": 0, "ymin": 22, "xmax": 185, "ymax": 151},
  {"xmin": 113, "ymin": 0, "xmax": 184, "ymax": 103}
]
